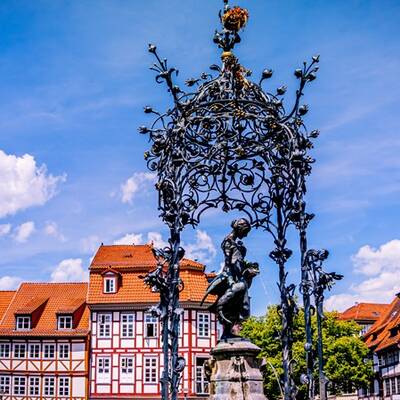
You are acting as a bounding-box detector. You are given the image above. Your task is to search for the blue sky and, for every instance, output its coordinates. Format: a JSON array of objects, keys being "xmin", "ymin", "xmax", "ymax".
[{"xmin": 0, "ymin": 0, "xmax": 400, "ymax": 314}]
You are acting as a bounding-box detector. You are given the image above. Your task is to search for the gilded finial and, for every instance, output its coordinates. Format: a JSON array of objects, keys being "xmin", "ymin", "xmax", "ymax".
[
  {"xmin": 222, "ymin": 6, "xmax": 249, "ymax": 32},
  {"xmin": 214, "ymin": 3, "xmax": 249, "ymax": 56}
]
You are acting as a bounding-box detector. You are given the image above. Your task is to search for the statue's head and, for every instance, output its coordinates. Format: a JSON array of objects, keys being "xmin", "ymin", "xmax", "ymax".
[{"xmin": 231, "ymin": 218, "xmax": 251, "ymax": 238}]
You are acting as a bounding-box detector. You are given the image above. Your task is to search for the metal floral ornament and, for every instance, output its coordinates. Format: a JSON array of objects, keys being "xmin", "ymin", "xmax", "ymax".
[{"xmin": 139, "ymin": 1, "xmax": 341, "ymax": 399}]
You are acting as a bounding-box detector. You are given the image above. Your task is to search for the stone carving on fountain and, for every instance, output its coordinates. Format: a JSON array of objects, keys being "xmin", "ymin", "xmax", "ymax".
[{"xmin": 202, "ymin": 218, "xmax": 267, "ymax": 400}]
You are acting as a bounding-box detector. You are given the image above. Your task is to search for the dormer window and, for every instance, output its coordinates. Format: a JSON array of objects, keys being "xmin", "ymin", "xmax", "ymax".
[
  {"xmin": 104, "ymin": 276, "xmax": 117, "ymax": 293},
  {"xmin": 16, "ymin": 316, "xmax": 31, "ymax": 330},
  {"xmin": 101, "ymin": 268, "xmax": 121, "ymax": 294},
  {"xmin": 58, "ymin": 315, "xmax": 73, "ymax": 330}
]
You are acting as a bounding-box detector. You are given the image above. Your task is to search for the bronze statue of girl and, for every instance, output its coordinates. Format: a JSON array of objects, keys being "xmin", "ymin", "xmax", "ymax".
[{"xmin": 201, "ymin": 218, "xmax": 259, "ymax": 339}]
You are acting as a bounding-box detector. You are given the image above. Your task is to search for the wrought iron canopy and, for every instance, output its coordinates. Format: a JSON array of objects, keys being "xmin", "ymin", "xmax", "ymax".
[
  {"xmin": 142, "ymin": 32, "xmax": 320, "ymax": 234},
  {"xmin": 139, "ymin": 2, "xmax": 342, "ymax": 400}
]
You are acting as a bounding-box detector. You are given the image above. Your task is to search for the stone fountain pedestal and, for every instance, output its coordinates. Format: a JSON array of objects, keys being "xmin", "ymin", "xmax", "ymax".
[{"xmin": 205, "ymin": 338, "xmax": 267, "ymax": 400}]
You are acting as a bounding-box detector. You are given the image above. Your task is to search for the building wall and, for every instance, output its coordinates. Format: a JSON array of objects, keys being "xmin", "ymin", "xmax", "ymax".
[
  {"xmin": 359, "ymin": 349, "xmax": 400, "ymax": 400},
  {"xmin": 379, "ymin": 349, "xmax": 400, "ymax": 400},
  {"xmin": 0, "ymin": 338, "xmax": 88, "ymax": 400},
  {"xmin": 89, "ymin": 307, "xmax": 217, "ymax": 398}
]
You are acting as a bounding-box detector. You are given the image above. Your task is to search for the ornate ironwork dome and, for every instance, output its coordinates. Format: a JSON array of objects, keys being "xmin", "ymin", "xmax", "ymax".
[{"xmin": 144, "ymin": 22, "xmax": 319, "ymax": 228}]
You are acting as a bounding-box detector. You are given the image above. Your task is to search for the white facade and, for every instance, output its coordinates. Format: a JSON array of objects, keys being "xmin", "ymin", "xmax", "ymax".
[
  {"xmin": 0, "ymin": 338, "xmax": 88, "ymax": 400},
  {"xmin": 89, "ymin": 307, "xmax": 217, "ymax": 398}
]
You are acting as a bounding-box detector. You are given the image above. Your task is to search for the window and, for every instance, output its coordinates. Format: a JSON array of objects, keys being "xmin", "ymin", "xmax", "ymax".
[
  {"xmin": 121, "ymin": 313, "xmax": 134, "ymax": 338},
  {"xmin": 360, "ymin": 324, "xmax": 371, "ymax": 336},
  {"xmin": 380, "ymin": 350, "xmax": 400, "ymax": 367},
  {"xmin": 397, "ymin": 377, "xmax": 400, "ymax": 395},
  {"xmin": 29, "ymin": 376, "xmax": 40, "ymax": 396},
  {"xmin": 0, "ymin": 376, "xmax": 10, "ymax": 395},
  {"xmin": 59, "ymin": 377, "xmax": 70, "ymax": 396},
  {"xmin": 197, "ymin": 313, "xmax": 210, "ymax": 337},
  {"xmin": 144, "ymin": 357, "xmax": 157, "ymax": 384},
  {"xmin": 29, "ymin": 343, "xmax": 40, "ymax": 359},
  {"xmin": 104, "ymin": 277, "xmax": 116, "ymax": 293},
  {"xmin": 14, "ymin": 343, "xmax": 26, "ymax": 358},
  {"xmin": 58, "ymin": 315, "xmax": 73, "ymax": 330},
  {"xmin": 98, "ymin": 314, "xmax": 112, "ymax": 338},
  {"xmin": 44, "ymin": 377, "xmax": 55, "ymax": 396},
  {"xmin": 16, "ymin": 316, "xmax": 31, "ymax": 330},
  {"xmin": 97, "ymin": 357, "xmax": 111, "ymax": 383},
  {"xmin": 43, "ymin": 344, "xmax": 55, "ymax": 359},
  {"xmin": 120, "ymin": 356, "xmax": 134, "ymax": 383},
  {"xmin": 13, "ymin": 376, "xmax": 26, "ymax": 395},
  {"xmin": 59, "ymin": 343, "xmax": 70, "ymax": 359},
  {"xmin": 378, "ymin": 354, "xmax": 383, "ymax": 366},
  {"xmin": 385, "ymin": 379, "xmax": 391, "ymax": 396},
  {"xmin": 196, "ymin": 357, "xmax": 209, "ymax": 394},
  {"xmin": 392, "ymin": 377, "xmax": 397, "ymax": 395},
  {"xmin": 0, "ymin": 343, "xmax": 10, "ymax": 358},
  {"xmin": 145, "ymin": 313, "xmax": 157, "ymax": 338},
  {"xmin": 178, "ymin": 320, "xmax": 183, "ymax": 337}
]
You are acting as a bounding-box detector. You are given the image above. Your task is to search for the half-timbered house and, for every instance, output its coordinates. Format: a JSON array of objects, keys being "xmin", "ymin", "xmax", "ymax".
[
  {"xmin": 87, "ymin": 244, "xmax": 218, "ymax": 400},
  {"xmin": 360, "ymin": 294, "xmax": 400, "ymax": 400},
  {"xmin": 0, "ymin": 283, "xmax": 90, "ymax": 400}
]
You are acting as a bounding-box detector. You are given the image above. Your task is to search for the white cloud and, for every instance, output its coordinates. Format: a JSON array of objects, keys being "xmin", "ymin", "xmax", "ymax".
[
  {"xmin": 51, "ymin": 258, "xmax": 88, "ymax": 282},
  {"xmin": 120, "ymin": 172, "xmax": 155, "ymax": 204},
  {"xmin": 113, "ymin": 231, "xmax": 168, "ymax": 248},
  {"xmin": 81, "ymin": 235, "xmax": 101, "ymax": 254},
  {"xmin": 14, "ymin": 221, "xmax": 35, "ymax": 243},
  {"xmin": 352, "ymin": 240, "xmax": 400, "ymax": 276},
  {"xmin": 113, "ymin": 233, "xmax": 143, "ymax": 245},
  {"xmin": 147, "ymin": 232, "xmax": 168, "ymax": 248},
  {"xmin": 0, "ymin": 224, "xmax": 11, "ymax": 237},
  {"xmin": 0, "ymin": 150, "xmax": 65, "ymax": 218},
  {"xmin": 112, "ymin": 230, "xmax": 216, "ymax": 264},
  {"xmin": 113, "ymin": 232, "xmax": 168, "ymax": 247},
  {"xmin": 326, "ymin": 239, "xmax": 400, "ymax": 311},
  {"xmin": 0, "ymin": 275, "xmax": 22, "ymax": 290},
  {"xmin": 43, "ymin": 221, "xmax": 66, "ymax": 241},
  {"xmin": 184, "ymin": 230, "xmax": 217, "ymax": 264},
  {"xmin": 325, "ymin": 294, "xmax": 359, "ymax": 312}
]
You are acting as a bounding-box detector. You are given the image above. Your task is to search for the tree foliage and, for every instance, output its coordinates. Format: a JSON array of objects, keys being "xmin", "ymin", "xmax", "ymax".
[{"xmin": 241, "ymin": 305, "xmax": 373, "ymax": 400}]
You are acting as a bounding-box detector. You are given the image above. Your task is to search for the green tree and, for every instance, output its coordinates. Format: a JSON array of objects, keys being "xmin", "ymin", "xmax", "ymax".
[{"xmin": 241, "ymin": 305, "xmax": 373, "ymax": 400}]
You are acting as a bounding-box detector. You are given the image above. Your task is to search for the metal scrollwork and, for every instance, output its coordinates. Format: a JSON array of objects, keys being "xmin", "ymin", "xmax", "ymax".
[
  {"xmin": 300, "ymin": 249, "xmax": 343, "ymax": 400},
  {"xmin": 139, "ymin": 1, "xmax": 338, "ymax": 399}
]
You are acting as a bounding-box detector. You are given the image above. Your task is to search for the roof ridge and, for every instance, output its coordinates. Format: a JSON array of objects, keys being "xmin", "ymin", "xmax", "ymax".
[
  {"xmin": 20, "ymin": 282, "xmax": 88, "ymax": 285},
  {"xmin": 100, "ymin": 244, "xmax": 152, "ymax": 247}
]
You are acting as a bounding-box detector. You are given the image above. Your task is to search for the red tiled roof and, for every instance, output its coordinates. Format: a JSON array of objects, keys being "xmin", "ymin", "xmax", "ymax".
[
  {"xmin": 16, "ymin": 297, "xmax": 48, "ymax": 314},
  {"xmin": 0, "ymin": 283, "xmax": 89, "ymax": 337},
  {"xmin": 90, "ymin": 244, "xmax": 204, "ymax": 270},
  {"xmin": 339, "ymin": 302, "xmax": 389, "ymax": 323},
  {"xmin": 364, "ymin": 296, "xmax": 400, "ymax": 352},
  {"xmin": 0, "ymin": 291, "xmax": 15, "ymax": 322},
  {"xmin": 88, "ymin": 244, "xmax": 215, "ymax": 305},
  {"xmin": 57, "ymin": 298, "xmax": 86, "ymax": 314}
]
